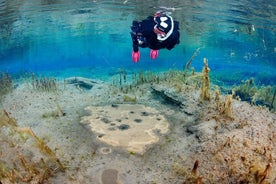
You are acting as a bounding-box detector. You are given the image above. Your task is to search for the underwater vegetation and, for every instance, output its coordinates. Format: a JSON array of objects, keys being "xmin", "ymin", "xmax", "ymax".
[
  {"xmin": 41, "ymin": 103, "xmax": 65, "ymax": 118},
  {"xmin": 109, "ymin": 58, "xmax": 275, "ymax": 183},
  {"xmin": 123, "ymin": 95, "xmax": 137, "ymax": 103},
  {"xmin": 232, "ymin": 78, "xmax": 276, "ymax": 111},
  {"xmin": 185, "ymin": 48, "xmax": 200, "ymax": 70},
  {"xmin": 0, "ymin": 110, "xmax": 65, "ymax": 183},
  {"xmin": 112, "ymin": 69, "xmax": 160, "ymax": 93},
  {"xmin": 0, "ymin": 72, "xmax": 13, "ymax": 101},
  {"xmin": 24, "ymin": 73, "xmax": 59, "ymax": 92},
  {"xmin": 111, "ymin": 57, "xmax": 211, "ymax": 102},
  {"xmin": 112, "ymin": 55, "xmax": 276, "ymax": 112},
  {"xmin": 200, "ymin": 58, "xmax": 211, "ymax": 101}
]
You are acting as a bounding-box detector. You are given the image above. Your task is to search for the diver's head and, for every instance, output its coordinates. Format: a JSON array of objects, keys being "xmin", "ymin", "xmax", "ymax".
[{"xmin": 154, "ymin": 12, "xmax": 174, "ymax": 41}]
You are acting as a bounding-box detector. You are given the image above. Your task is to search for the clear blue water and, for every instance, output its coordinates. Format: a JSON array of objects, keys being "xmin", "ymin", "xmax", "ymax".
[{"xmin": 0, "ymin": 0, "xmax": 276, "ymax": 85}]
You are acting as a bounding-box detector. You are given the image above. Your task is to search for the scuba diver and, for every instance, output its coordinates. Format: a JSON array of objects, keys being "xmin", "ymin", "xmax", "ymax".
[{"xmin": 130, "ymin": 11, "xmax": 180, "ymax": 62}]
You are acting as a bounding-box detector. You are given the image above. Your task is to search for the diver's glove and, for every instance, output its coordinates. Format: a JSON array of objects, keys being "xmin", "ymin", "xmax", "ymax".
[
  {"xmin": 150, "ymin": 49, "xmax": 159, "ymax": 59},
  {"xmin": 132, "ymin": 50, "xmax": 140, "ymax": 63}
]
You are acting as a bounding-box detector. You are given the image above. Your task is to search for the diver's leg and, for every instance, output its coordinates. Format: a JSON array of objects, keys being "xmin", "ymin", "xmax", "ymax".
[{"xmin": 150, "ymin": 49, "xmax": 159, "ymax": 59}]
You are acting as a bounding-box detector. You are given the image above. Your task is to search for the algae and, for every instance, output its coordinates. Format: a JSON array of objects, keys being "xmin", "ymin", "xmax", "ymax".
[
  {"xmin": 219, "ymin": 95, "xmax": 233, "ymax": 119},
  {"xmin": 200, "ymin": 58, "xmax": 211, "ymax": 101},
  {"xmin": 233, "ymin": 78, "xmax": 276, "ymax": 111},
  {"xmin": 0, "ymin": 109, "xmax": 65, "ymax": 183},
  {"xmin": 123, "ymin": 95, "xmax": 137, "ymax": 103}
]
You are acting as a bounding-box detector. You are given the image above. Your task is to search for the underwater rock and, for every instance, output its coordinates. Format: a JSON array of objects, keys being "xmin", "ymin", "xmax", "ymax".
[
  {"xmin": 151, "ymin": 85, "xmax": 199, "ymax": 115},
  {"xmin": 65, "ymin": 77, "xmax": 102, "ymax": 90},
  {"xmin": 134, "ymin": 118, "xmax": 142, "ymax": 123},
  {"xmin": 118, "ymin": 124, "xmax": 130, "ymax": 130},
  {"xmin": 111, "ymin": 104, "xmax": 119, "ymax": 108},
  {"xmin": 186, "ymin": 120, "xmax": 217, "ymax": 142},
  {"xmin": 141, "ymin": 111, "xmax": 149, "ymax": 116},
  {"xmin": 80, "ymin": 104, "xmax": 169, "ymax": 154},
  {"xmin": 151, "ymin": 86, "xmax": 183, "ymax": 107}
]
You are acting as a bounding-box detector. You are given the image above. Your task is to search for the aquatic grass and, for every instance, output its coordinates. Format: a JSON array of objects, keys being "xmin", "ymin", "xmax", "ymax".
[
  {"xmin": 22, "ymin": 72, "xmax": 59, "ymax": 92},
  {"xmin": 31, "ymin": 75, "xmax": 58, "ymax": 92},
  {"xmin": 0, "ymin": 72, "xmax": 13, "ymax": 100},
  {"xmin": 111, "ymin": 64, "xmax": 276, "ymax": 113},
  {"xmin": 41, "ymin": 104, "xmax": 65, "ymax": 118},
  {"xmin": 232, "ymin": 78, "xmax": 276, "ymax": 111},
  {"xmin": 232, "ymin": 78, "xmax": 257, "ymax": 102},
  {"xmin": 111, "ymin": 69, "xmax": 161, "ymax": 94}
]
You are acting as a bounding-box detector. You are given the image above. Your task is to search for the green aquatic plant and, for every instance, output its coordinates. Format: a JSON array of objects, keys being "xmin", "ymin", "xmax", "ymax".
[
  {"xmin": 232, "ymin": 78, "xmax": 257, "ymax": 102},
  {"xmin": 233, "ymin": 78, "xmax": 276, "ymax": 111},
  {"xmin": 255, "ymin": 85, "xmax": 276, "ymax": 110},
  {"xmin": 272, "ymin": 87, "xmax": 276, "ymax": 109},
  {"xmin": 0, "ymin": 72, "xmax": 13, "ymax": 100}
]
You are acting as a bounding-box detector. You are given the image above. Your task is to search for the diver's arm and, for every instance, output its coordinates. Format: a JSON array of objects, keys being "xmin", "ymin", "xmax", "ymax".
[
  {"xmin": 130, "ymin": 21, "xmax": 141, "ymax": 62},
  {"xmin": 130, "ymin": 32, "xmax": 140, "ymax": 62},
  {"xmin": 130, "ymin": 32, "xmax": 139, "ymax": 52}
]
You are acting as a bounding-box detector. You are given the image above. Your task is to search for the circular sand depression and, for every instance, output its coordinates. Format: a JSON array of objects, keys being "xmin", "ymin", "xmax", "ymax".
[{"xmin": 80, "ymin": 104, "xmax": 169, "ymax": 154}]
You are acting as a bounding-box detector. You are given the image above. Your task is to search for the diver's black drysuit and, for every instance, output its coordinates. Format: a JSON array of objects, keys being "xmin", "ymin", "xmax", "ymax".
[{"xmin": 130, "ymin": 16, "xmax": 180, "ymax": 52}]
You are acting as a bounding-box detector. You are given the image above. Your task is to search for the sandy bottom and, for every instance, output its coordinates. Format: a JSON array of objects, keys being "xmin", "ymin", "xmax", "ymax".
[{"xmin": 0, "ymin": 78, "xmax": 275, "ymax": 184}]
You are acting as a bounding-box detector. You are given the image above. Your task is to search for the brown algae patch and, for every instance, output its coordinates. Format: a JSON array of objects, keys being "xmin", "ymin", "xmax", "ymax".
[{"xmin": 80, "ymin": 104, "xmax": 169, "ymax": 154}]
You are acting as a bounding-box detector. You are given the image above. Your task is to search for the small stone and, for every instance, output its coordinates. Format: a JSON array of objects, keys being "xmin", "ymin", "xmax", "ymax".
[
  {"xmin": 141, "ymin": 111, "xmax": 149, "ymax": 116},
  {"xmin": 98, "ymin": 134, "xmax": 104, "ymax": 138},
  {"xmin": 134, "ymin": 119, "xmax": 142, "ymax": 123},
  {"xmin": 111, "ymin": 104, "xmax": 118, "ymax": 108},
  {"xmin": 118, "ymin": 124, "xmax": 130, "ymax": 130},
  {"xmin": 101, "ymin": 117, "xmax": 111, "ymax": 124}
]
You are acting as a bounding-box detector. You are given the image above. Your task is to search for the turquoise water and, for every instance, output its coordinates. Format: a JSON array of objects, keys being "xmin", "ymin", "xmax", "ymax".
[
  {"xmin": 0, "ymin": 0, "xmax": 276, "ymax": 85},
  {"xmin": 1, "ymin": 1, "xmax": 276, "ymax": 183}
]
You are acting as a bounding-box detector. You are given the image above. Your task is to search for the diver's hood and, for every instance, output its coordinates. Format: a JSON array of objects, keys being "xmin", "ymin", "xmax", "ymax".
[{"xmin": 154, "ymin": 14, "xmax": 174, "ymax": 41}]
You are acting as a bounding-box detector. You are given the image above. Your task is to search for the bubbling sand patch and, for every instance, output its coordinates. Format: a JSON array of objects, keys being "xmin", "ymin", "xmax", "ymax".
[{"xmin": 80, "ymin": 104, "xmax": 169, "ymax": 154}]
